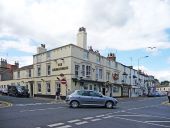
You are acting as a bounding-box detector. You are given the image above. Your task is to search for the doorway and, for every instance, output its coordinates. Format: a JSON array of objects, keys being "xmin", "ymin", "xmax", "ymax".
[
  {"xmin": 102, "ymin": 87, "xmax": 105, "ymax": 95},
  {"xmin": 30, "ymin": 83, "xmax": 33, "ymax": 97}
]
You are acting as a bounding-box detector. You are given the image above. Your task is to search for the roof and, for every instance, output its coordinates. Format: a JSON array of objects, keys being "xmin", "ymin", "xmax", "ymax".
[{"xmin": 15, "ymin": 65, "xmax": 33, "ymax": 71}]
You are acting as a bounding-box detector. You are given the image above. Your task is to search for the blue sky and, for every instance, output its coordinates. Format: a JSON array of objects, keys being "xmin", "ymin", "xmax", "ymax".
[{"xmin": 0, "ymin": 0, "xmax": 170, "ymax": 81}]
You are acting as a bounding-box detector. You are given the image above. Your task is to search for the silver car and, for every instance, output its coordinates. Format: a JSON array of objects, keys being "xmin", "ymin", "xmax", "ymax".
[{"xmin": 65, "ymin": 90, "xmax": 118, "ymax": 108}]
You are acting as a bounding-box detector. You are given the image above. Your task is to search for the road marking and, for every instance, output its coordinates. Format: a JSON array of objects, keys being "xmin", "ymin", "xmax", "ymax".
[
  {"xmin": 96, "ymin": 114, "xmax": 105, "ymax": 118},
  {"xmin": 83, "ymin": 117, "xmax": 94, "ymax": 120},
  {"xmin": 113, "ymin": 116, "xmax": 170, "ymax": 128},
  {"xmin": 114, "ymin": 114, "xmax": 151, "ymax": 117},
  {"xmin": 124, "ymin": 111, "xmax": 170, "ymax": 120},
  {"xmin": 20, "ymin": 107, "xmax": 64, "ymax": 112},
  {"xmin": 48, "ymin": 123, "xmax": 64, "ymax": 127},
  {"xmin": 145, "ymin": 121, "xmax": 170, "ymax": 123},
  {"xmin": 75, "ymin": 121, "xmax": 88, "ymax": 125},
  {"xmin": 102, "ymin": 115, "xmax": 114, "ymax": 119},
  {"xmin": 68, "ymin": 119, "xmax": 80, "ymax": 123},
  {"xmin": 127, "ymin": 104, "xmax": 160, "ymax": 111},
  {"xmin": 91, "ymin": 118, "xmax": 101, "ymax": 122},
  {"xmin": 56, "ymin": 125, "xmax": 71, "ymax": 128},
  {"xmin": 15, "ymin": 102, "xmax": 54, "ymax": 106},
  {"xmin": 105, "ymin": 113, "xmax": 113, "ymax": 115}
]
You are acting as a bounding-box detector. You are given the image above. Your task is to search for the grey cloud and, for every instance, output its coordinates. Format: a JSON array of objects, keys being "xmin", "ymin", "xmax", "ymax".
[{"xmin": 85, "ymin": 0, "xmax": 133, "ymax": 29}]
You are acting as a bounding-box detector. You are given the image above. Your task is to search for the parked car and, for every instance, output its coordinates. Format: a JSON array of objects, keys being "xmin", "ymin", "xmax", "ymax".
[
  {"xmin": 148, "ymin": 91, "xmax": 166, "ymax": 97},
  {"xmin": 8, "ymin": 85, "xmax": 30, "ymax": 97},
  {"xmin": 65, "ymin": 90, "xmax": 118, "ymax": 108},
  {"xmin": 1, "ymin": 88, "xmax": 8, "ymax": 95}
]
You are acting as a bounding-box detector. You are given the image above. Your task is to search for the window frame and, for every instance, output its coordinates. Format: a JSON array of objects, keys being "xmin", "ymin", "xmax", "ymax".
[
  {"xmin": 47, "ymin": 64, "xmax": 51, "ymax": 76},
  {"xmin": 37, "ymin": 82, "xmax": 41, "ymax": 93}
]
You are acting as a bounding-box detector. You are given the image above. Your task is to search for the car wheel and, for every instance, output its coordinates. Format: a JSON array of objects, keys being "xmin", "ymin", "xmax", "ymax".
[
  {"xmin": 105, "ymin": 101, "xmax": 113, "ymax": 109},
  {"xmin": 70, "ymin": 101, "xmax": 79, "ymax": 108}
]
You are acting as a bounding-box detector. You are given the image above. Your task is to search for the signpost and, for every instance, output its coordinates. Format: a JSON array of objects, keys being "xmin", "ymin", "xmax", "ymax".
[{"xmin": 60, "ymin": 79, "xmax": 67, "ymax": 84}]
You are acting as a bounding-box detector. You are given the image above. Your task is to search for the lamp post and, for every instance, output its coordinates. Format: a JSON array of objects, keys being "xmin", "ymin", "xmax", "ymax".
[
  {"xmin": 138, "ymin": 56, "xmax": 149, "ymax": 71},
  {"xmin": 137, "ymin": 56, "xmax": 149, "ymax": 96}
]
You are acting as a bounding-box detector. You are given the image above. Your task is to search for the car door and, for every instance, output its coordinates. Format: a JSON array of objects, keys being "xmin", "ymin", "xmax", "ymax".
[
  {"xmin": 78, "ymin": 91, "xmax": 92, "ymax": 105},
  {"xmin": 89, "ymin": 91, "xmax": 106, "ymax": 106}
]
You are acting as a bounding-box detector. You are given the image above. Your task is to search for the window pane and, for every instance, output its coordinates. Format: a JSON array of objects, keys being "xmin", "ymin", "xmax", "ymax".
[
  {"xmin": 82, "ymin": 65, "xmax": 85, "ymax": 76},
  {"xmin": 75, "ymin": 65, "xmax": 79, "ymax": 77}
]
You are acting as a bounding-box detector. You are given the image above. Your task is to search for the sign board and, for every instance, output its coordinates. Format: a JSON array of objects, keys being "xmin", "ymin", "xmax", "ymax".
[
  {"xmin": 60, "ymin": 79, "xmax": 67, "ymax": 84},
  {"xmin": 52, "ymin": 66, "xmax": 68, "ymax": 71}
]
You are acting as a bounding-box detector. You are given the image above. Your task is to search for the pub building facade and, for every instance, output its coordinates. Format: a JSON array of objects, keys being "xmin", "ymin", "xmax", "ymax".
[{"xmin": 0, "ymin": 27, "xmax": 156, "ymax": 99}]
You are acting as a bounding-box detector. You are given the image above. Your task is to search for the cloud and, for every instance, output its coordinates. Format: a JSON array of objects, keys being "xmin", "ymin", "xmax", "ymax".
[
  {"xmin": 0, "ymin": 0, "xmax": 170, "ymax": 81},
  {"xmin": 0, "ymin": 0, "xmax": 170, "ymax": 51},
  {"xmin": 149, "ymin": 70, "xmax": 170, "ymax": 82},
  {"xmin": 0, "ymin": 55, "xmax": 33, "ymax": 67},
  {"xmin": 137, "ymin": 65, "xmax": 170, "ymax": 82},
  {"xmin": 0, "ymin": 36, "xmax": 37, "ymax": 53}
]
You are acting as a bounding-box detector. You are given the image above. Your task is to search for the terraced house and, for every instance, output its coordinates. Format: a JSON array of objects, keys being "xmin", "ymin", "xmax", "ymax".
[{"xmin": 0, "ymin": 27, "xmax": 156, "ymax": 99}]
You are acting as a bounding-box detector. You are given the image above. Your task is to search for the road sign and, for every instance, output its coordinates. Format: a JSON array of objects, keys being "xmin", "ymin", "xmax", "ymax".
[{"xmin": 60, "ymin": 79, "xmax": 67, "ymax": 84}]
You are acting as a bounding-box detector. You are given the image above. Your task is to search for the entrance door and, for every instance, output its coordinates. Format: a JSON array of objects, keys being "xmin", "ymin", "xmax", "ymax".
[
  {"xmin": 56, "ymin": 82, "xmax": 61, "ymax": 95},
  {"xmin": 102, "ymin": 88, "xmax": 105, "ymax": 95},
  {"xmin": 30, "ymin": 83, "xmax": 33, "ymax": 97}
]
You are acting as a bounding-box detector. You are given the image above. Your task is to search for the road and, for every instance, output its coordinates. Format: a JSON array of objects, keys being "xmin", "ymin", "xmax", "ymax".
[{"xmin": 0, "ymin": 95, "xmax": 170, "ymax": 128}]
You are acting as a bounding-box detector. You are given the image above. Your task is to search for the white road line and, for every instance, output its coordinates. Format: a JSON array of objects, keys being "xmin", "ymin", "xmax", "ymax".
[
  {"xmin": 114, "ymin": 115, "xmax": 152, "ymax": 117},
  {"xmin": 15, "ymin": 102, "xmax": 54, "ymax": 106},
  {"xmin": 102, "ymin": 115, "xmax": 114, "ymax": 119},
  {"xmin": 83, "ymin": 117, "xmax": 94, "ymax": 120},
  {"xmin": 20, "ymin": 107, "xmax": 64, "ymax": 112},
  {"xmin": 48, "ymin": 123, "xmax": 64, "ymax": 127},
  {"xmin": 113, "ymin": 116, "xmax": 170, "ymax": 128},
  {"xmin": 67, "ymin": 119, "xmax": 80, "ymax": 123},
  {"xmin": 127, "ymin": 104, "xmax": 160, "ymax": 111},
  {"xmin": 75, "ymin": 121, "xmax": 88, "ymax": 125},
  {"xmin": 124, "ymin": 111, "xmax": 170, "ymax": 120},
  {"xmin": 145, "ymin": 121, "xmax": 170, "ymax": 123},
  {"xmin": 56, "ymin": 125, "xmax": 72, "ymax": 128},
  {"xmin": 105, "ymin": 113, "xmax": 113, "ymax": 115},
  {"xmin": 91, "ymin": 118, "xmax": 101, "ymax": 122},
  {"xmin": 96, "ymin": 114, "xmax": 105, "ymax": 118}
]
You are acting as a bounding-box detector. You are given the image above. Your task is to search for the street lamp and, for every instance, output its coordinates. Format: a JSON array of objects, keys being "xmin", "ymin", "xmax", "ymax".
[
  {"xmin": 138, "ymin": 56, "xmax": 149, "ymax": 71},
  {"xmin": 137, "ymin": 56, "xmax": 149, "ymax": 96}
]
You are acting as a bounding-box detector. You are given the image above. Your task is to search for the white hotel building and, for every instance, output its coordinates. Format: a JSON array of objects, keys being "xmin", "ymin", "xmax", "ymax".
[{"xmin": 0, "ymin": 27, "xmax": 156, "ymax": 99}]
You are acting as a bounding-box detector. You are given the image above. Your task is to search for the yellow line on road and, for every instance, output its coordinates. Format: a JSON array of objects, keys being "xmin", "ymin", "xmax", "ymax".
[
  {"xmin": 162, "ymin": 101, "xmax": 170, "ymax": 106},
  {"xmin": 0, "ymin": 101, "xmax": 13, "ymax": 108}
]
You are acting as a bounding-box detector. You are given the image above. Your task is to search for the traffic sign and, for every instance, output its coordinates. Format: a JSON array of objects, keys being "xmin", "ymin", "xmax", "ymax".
[{"xmin": 60, "ymin": 79, "xmax": 67, "ymax": 84}]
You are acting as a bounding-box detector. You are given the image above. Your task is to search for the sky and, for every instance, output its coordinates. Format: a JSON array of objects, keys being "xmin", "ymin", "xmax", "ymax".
[{"xmin": 0, "ymin": 0, "xmax": 170, "ymax": 82}]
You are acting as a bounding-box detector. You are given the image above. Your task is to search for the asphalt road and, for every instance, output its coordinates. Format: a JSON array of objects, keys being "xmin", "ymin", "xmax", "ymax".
[{"xmin": 0, "ymin": 95, "xmax": 170, "ymax": 128}]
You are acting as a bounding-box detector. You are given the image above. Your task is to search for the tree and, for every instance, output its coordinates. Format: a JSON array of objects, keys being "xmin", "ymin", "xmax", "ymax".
[{"xmin": 160, "ymin": 81, "xmax": 170, "ymax": 86}]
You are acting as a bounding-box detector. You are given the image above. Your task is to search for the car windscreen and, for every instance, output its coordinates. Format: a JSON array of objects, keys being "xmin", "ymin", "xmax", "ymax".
[{"xmin": 16, "ymin": 86, "xmax": 24, "ymax": 92}]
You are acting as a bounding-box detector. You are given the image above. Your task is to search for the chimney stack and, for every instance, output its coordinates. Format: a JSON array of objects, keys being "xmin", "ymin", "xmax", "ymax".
[
  {"xmin": 37, "ymin": 44, "xmax": 47, "ymax": 54},
  {"xmin": 107, "ymin": 53, "xmax": 116, "ymax": 61},
  {"xmin": 77, "ymin": 27, "xmax": 87, "ymax": 49}
]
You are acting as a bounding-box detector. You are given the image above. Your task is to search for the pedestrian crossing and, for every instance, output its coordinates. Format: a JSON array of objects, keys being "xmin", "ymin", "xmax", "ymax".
[
  {"xmin": 36, "ymin": 111, "xmax": 170, "ymax": 128},
  {"xmin": 45, "ymin": 113, "xmax": 114, "ymax": 128}
]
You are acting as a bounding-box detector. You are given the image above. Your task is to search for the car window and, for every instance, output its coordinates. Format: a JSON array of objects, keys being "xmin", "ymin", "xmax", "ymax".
[
  {"xmin": 89, "ymin": 91, "xmax": 101, "ymax": 97},
  {"xmin": 76, "ymin": 90, "xmax": 89, "ymax": 96},
  {"xmin": 82, "ymin": 91, "xmax": 89, "ymax": 96}
]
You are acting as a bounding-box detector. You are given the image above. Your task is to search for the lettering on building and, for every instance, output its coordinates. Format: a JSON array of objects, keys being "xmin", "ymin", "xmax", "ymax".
[
  {"xmin": 58, "ymin": 63, "xmax": 62, "ymax": 66},
  {"xmin": 52, "ymin": 66, "xmax": 68, "ymax": 71}
]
